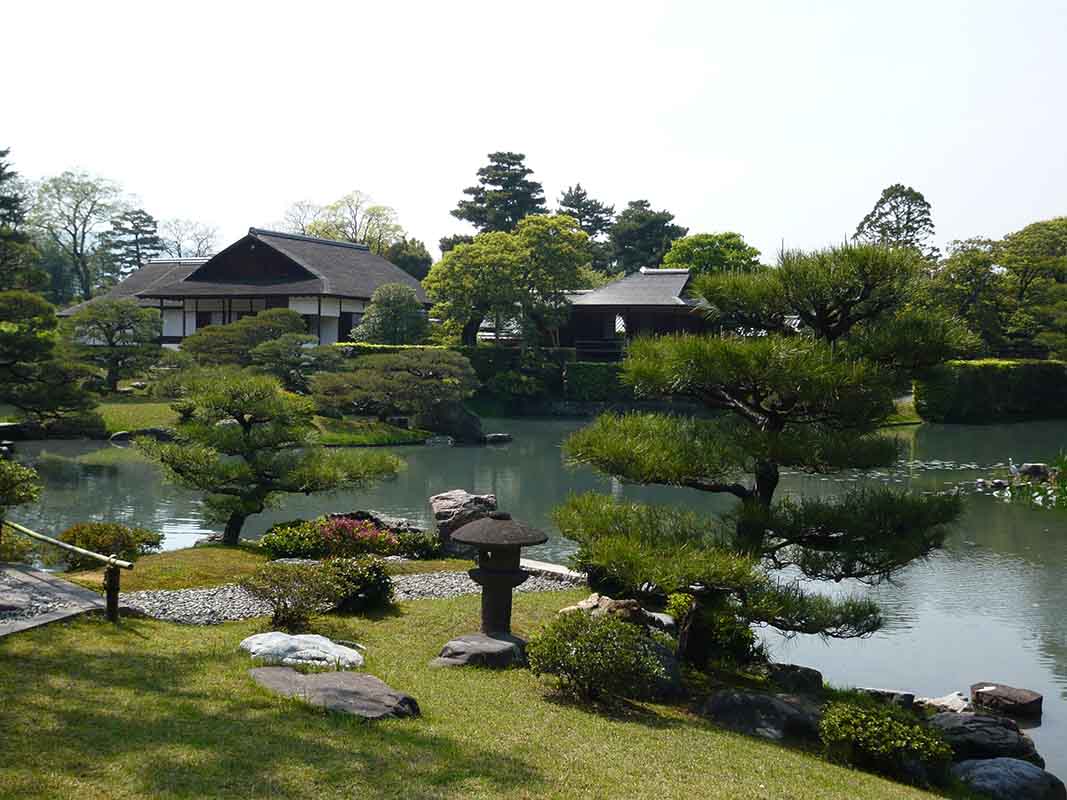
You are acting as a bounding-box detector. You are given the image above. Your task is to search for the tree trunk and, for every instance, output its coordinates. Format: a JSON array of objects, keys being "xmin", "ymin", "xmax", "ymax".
[
  {"xmin": 677, "ymin": 604, "xmax": 713, "ymax": 666},
  {"xmin": 461, "ymin": 315, "xmax": 484, "ymax": 347},
  {"xmin": 106, "ymin": 366, "xmax": 120, "ymax": 393},
  {"xmin": 735, "ymin": 459, "xmax": 780, "ymax": 555},
  {"xmin": 222, "ymin": 512, "xmax": 247, "ymax": 546}
]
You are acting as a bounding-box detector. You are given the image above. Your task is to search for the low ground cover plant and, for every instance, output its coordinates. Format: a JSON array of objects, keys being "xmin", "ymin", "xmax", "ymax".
[
  {"xmin": 260, "ymin": 517, "xmax": 440, "ymax": 560},
  {"xmin": 57, "ymin": 521, "xmax": 163, "ymax": 569},
  {"xmin": 527, "ymin": 611, "xmax": 668, "ymax": 701}
]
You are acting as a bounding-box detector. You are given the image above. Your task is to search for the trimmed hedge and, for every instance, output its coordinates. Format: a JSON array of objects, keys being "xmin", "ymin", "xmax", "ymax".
[
  {"xmin": 914, "ymin": 359, "xmax": 1067, "ymax": 423},
  {"xmin": 564, "ymin": 361, "xmax": 632, "ymax": 402}
]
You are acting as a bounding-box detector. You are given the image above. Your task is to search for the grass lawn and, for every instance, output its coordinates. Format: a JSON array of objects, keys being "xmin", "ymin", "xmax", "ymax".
[
  {"xmin": 313, "ymin": 416, "xmax": 431, "ymax": 446},
  {"xmin": 0, "ymin": 588, "xmax": 958, "ymax": 800},
  {"xmin": 65, "ymin": 545, "xmax": 475, "ymax": 593},
  {"xmin": 884, "ymin": 396, "xmax": 922, "ymax": 427},
  {"xmin": 97, "ymin": 399, "xmax": 180, "ymax": 434}
]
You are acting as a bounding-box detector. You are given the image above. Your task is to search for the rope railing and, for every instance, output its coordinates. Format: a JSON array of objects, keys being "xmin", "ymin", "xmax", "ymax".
[{"xmin": 4, "ymin": 520, "xmax": 134, "ymax": 622}]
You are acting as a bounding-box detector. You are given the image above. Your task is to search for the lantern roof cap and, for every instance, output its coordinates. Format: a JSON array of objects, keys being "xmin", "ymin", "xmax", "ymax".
[{"xmin": 450, "ymin": 512, "xmax": 548, "ymax": 547}]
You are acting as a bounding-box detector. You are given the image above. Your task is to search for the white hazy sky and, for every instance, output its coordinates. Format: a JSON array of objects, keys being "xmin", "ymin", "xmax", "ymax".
[{"xmin": 3, "ymin": 0, "xmax": 1065, "ymax": 260}]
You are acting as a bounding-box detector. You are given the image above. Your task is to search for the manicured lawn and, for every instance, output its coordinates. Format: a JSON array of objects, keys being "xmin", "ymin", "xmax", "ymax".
[
  {"xmin": 313, "ymin": 416, "xmax": 430, "ymax": 446},
  {"xmin": 97, "ymin": 399, "xmax": 180, "ymax": 434},
  {"xmin": 65, "ymin": 545, "xmax": 475, "ymax": 593},
  {"xmin": 0, "ymin": 590, "xmax": 957, "ymax": 800}
]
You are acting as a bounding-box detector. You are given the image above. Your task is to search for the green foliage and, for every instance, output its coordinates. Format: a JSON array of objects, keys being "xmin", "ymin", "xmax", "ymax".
[
  {"xmin": 250, "ymin": 333, "xmax": 343, "ymax": 392},
  {"xmin": 451, "ymin": 151, "xmax": 546, "ymax": 233},
  {"xmin": 665, "ymin": 592, "xmax": 696, "ymax": 621},
  {"xmin": 527, "ymin": 612, "xmax": 668, "ymax": 701},
  {"xmin": 96, "ymin": 209, "xmax": 164, "ymax": 285},
  {"xmin": 181, "ymin": 309, "xmax": 307, "ymax": 366},
  {"xmin": 608, "ymin": 200, "xmax": 687, "ymax": 273},
  {"xmin": 384, "ymin": 237, "xmax": 433, "ymax": 281},
  {"xmin": 394, "ymin": 530, "xmax": 443, "ymax": 559},
  {"xmin": 563, "ymin": 362, "xmax": 630, "ymax": 401},
  {"xmin": 241, "ymin": 561, "xmax": 338, "ymax": 632},
  {"xmin": 820, "ymin": 701, "xmax": 951, "ymax": 786},
  {"xmin": 558, "ymin": 184, "xmax": 615, "ymax": 239},
  {"xmin": 914, "ymin": 358, "xmax": 1067, "ymax": 423},
  {"xmin": 853, "ymin": 183, "xmax": 938, "ymax": 261},
  {"xmin": 351, "ymin": 283, "xmax": 428, "ymax": 345},
  {"xmin": 57, "ymin": 522, "xmax": 162, "ymax": 570},
  {"xmin": 0, "ymin": 148, "xmax": 47, "ymax": 293},
  {"xmin": 326, "ymin": 556, "xmax": 394, "ymax": 612},
  {"xmin": 1010, "ymin": 453, "xmax": 1067, "ymax": 511},
  {"xmin": 0, "ymin": 459, "xmax": 41, "ymax": 516},
  {"xmin": 662, "ymin": 232, "xmax": 762, "ymax": 275},
  {"xmin": 485, "ymin": 370, "xmax": 544, "ymax": 399},
  {"xmin": 138, "ymin": 370, "xmax": 399, "ymax": 544},
  {"xmin": 0, "ymin": 525, "xmax": 36, "ymax": 563},
  {"xmin": 64, "ymin": 299, "xmax": 162, "ymax": 391},
  {"xmin": 311, "ymin": 349, "xmax": 477, "ymax": 420}
]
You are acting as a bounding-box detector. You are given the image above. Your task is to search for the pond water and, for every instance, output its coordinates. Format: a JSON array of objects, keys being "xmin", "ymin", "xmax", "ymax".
[{"xmin": 9, "ymin": 418, "xmax": 1067, "ymax": 774}]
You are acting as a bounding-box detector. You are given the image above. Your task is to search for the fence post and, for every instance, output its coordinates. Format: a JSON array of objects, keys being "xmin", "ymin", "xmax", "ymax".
[{"xmin": 104, "ymin": 562, "xmax": 120, "ymax": 622}]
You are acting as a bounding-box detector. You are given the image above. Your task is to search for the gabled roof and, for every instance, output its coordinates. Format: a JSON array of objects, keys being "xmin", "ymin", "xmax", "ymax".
[
  {"xmin": 569, "ymin": 268, "xmax": 694, "ymax": 309},
  {"xmin": 139, "ymin": 228, "xmax": 428, "ymax": 303},
  {"xmin": 58, "ymin": 259, "xmax": 207, "ymax": 316}
]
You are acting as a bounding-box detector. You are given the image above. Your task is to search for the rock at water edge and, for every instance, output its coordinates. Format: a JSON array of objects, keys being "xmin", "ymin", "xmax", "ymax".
[
  {"xmin": 951, "ymin": 758, "xmax": 1066, "ymax": 800},
  {"xmin": 971, "ymin": 681, "xmax": 1043, "ymax": 718},
  {"xmin": 928, "ymin": 712, "xmax": 1044, "ymax": 767},
  {"xmin": 429, "ymin": 489, "xmax": 497, "ymax": 539}
]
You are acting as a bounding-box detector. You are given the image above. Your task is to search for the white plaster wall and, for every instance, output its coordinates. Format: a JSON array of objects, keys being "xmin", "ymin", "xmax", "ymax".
[
  {"xmin": 162, "ymin": 309, "xmax": 184, "ymax": 337},
  {"xmin": 319, "ymin": 316, "xmax": 340, "ymax": 345}
]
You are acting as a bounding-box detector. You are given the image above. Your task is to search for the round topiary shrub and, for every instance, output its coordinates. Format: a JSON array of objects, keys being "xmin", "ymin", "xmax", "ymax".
[
  {"xmin": 527, "ymin": 612, "xmax": 668, "ymax": 701},
  {"xmin": 326, "ymin": 556, "xmax": 394, "ymax": 612},
  {"xmin": 240, "ymin": 561, "xmax": 339, "ymax": 632},
  {"xmin": 58, "ymin": 522, "xmax": 163, "ymax": 570}
]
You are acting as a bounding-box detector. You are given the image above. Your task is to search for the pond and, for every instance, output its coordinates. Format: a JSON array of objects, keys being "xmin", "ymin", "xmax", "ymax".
[{"xmin": 9, "ymin": 417, "xmax": 1067, "ymax": 774}]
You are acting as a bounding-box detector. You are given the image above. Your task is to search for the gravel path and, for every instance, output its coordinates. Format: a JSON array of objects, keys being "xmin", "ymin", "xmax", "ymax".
[
  {"xmin": 121, "ymin": 570, "xmax": 583, "ymax": 625},
  {"xmin": 0, "ymin": 570, "xmax": 77, "ymax": 622}
]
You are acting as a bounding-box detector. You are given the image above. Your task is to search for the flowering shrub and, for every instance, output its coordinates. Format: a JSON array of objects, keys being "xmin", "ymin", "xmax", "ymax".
[
  {"xmin": 260, "ymin": 517, "xmax": 441, "ymax": 560},
  {"xmin": 319, "ymin": 517, "xmax": 398, "ymax": 557}
]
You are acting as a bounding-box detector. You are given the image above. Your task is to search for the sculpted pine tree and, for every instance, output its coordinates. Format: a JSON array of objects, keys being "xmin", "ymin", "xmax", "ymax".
[
  {"xmin": 854, "ymin": 183, "xmax": 938, "ymax": 261},
  {"xmin": 139, "ymin": 372, "xmax": 400, "ymax": 544},
  {"xmin": 97, "ymin": 209, "xmax": 164, "ymax": 285},
  {"xmin": 608, "ymin": 200, "xmax": 687, "ymax": 273},
  {"xmin": 64, "ymin": 299, "xmax": 161, "ymax": 391},
  {"xmin": 452, "ymin": 152, "xmax": 546, "ymax": 233},
  {"xmin": 560, "ymin": 244, "xmax": 968, "ymax": 663}
]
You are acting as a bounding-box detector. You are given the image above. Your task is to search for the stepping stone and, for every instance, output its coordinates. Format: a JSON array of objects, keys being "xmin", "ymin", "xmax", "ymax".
[
  {"xmin": 971, "ymin": 681, "xmax": 1043, "ymax": 718},
  {"xmin": 239, "ymin": 632, "xmax": 365, "ymax": 669},
  {"xmin": 430, "ymin": 633, "xmax": 526, "ymax": 668},
  {"xmin": 250, "ymin": 667, "xmax": 419, "ymax": 719}
]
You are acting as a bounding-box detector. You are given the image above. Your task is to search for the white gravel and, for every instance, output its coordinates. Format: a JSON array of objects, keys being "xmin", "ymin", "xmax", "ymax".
[{"xmin": 120, "ymin": 570, "xmax": 583, "ymax": 625}]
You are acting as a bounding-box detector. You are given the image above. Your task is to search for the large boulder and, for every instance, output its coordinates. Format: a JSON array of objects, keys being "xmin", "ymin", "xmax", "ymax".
[
  {"xmin": 239, "ymin": 632, "xmax": 365, "ymax": 670},
  {"xmin": 950, "ymin": 758, "xmax": 1066, "ymax": 800},
  {"xmin": 702, "ymin": 690, "xmax": 822, "ymax": 744},
  {"xmin": 429, "ymin": 489, "xmax": 497, "ymax": 539},
  {"xmin": 765, "ymin": 663, "xmax": 824, "ymax": 695},
  {"xmin": 430, "ymin": 633, "xmax": 526, "ymax": 668},
  {"xmin": 971, "ymin": 682, "xmax": 1044, "ymax": 718},
  {"xmin": 414, "ymin": 401, "xmax": 484, "ymax": 444},
  {"xmin": 927, "ymin": 712, "xmax": 1044, "ymax": 767},
  {"xmin": 250, "ymin": 667, "xmax": 419, "ymax": 719}
]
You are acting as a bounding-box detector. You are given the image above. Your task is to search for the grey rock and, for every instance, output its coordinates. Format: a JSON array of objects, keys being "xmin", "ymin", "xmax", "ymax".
[
  {"xmin": 928, "ymin": 712, "xmax": 1044, "ymax": 767},
  {"xmin": 645, "ymin": 611, "xmax": 676, "ymax": 634},
  {"xmin": 971, "ymin": 681, "xmax": 1043, "ymax": 718},
  {"xmin": 482, "ymin": 433, "xmax": 513, "ymax": 444},
  {"xmin": 239, "ymin": 632, "xmax": 365, "ymax": 669},
  {"xmin": 951, "ymin": 758, "xmax": 1066, "ymax": 800},
  {"xmin": 649, "ymin": 641, "xmax": 684, "ymax": 698},
  {"xmin": 916, "ymin": 690, "xmax": 973, "ymax": 713},
  {"xmin": 414, "ymin": 401, "xmax": 483, "ymax": 444},
  {"xmin": 250, "ymin": 667, "xmax": 419, "ymax": 719},
  {"xmin": 1019, "ymin": 463, "xmax": 1052, "ymax": 481},
  {"xmin": 327, "ymin": 510, "xmax": 424, "ymax": 536},
  {"xmin": 431, "ymin": 633, "xmax": 526, "ymax": 668},
  {"xmin": 857, "ymin": 687, "xmax": 916, "ymax": 710},
  {"xmin": 429, "ymin": 489, "xmax": 497, "ymax": 539},
  {"xmin": 702, "ymin": 690, "xmax": 822, "ymax": 744},
  {"xmin": 109, "ymin": 427, "xmax": 174, "ymax": 443},
  {"xmin": 765, "ymin": 663, "xmax": 824, "ymax": 695}
]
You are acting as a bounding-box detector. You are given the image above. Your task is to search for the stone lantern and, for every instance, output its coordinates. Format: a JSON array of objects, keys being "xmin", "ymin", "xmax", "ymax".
[{"xmin": 431, "ymin": 511, "xmax": 547, "ymax": 668}]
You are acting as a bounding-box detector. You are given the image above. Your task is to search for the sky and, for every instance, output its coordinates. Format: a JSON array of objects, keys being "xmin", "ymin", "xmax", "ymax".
[{"xmin": 3, "ymin": 0, "xmax": 1066, "ymax": 261}]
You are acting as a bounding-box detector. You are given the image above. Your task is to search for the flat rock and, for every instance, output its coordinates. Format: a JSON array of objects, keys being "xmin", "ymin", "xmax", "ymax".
[
  {"xmin": 765, "ymin": 663, "xmax": 824, "ymax": 695},
  {"xmin": 857, "ymin": 687, "xmax": 916, "ymax": 710},
  {"xmin": 702, "ymin": 689, "xmax": 822, "ymax": 744},
  {"xmin": 951, "ymin": 758, "xmax": 1066, "ymax": 800},
  {"xmin": 482, "ymin": 433, "xmax": 513, "ymax": 444},
  {"xmin": 239, "ymin": 632, "xmax": 365, "ymax": 669},
  {"xmin": 428, "ymin": 489, "xmax": 497, "ymax": 539},
  {"xmin": 250, "ymin": 667, "xmax": 419, "ymax": 719},
  {"xmin": 928, "ymin": 712, "xmax": 1044, "ymax": 767},
  {"xmin": 431, "ymin": 632, "xmax": 526, "ymax": 668},
  {"xmin": 971, "ymin": 681, "xmax": 1044, "ymax": 718},
  {"xmin": 916, "ymin": 690, "xmax": 972, "ymax": 713}
]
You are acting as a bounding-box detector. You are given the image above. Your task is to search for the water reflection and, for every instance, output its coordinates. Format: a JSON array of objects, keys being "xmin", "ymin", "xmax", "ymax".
[{"xmin": 9, "ymin": 418, "xmax": 1067, "ymax": 773}]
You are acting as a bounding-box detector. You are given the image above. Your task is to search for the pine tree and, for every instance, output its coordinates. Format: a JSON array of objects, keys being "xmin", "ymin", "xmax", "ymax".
[
  {"xmin": 0, "ymin": 148, "xmax": 45, "ymax": 292},
  {"xmin": 451, "ymin": 152, "xmax": 546, "ymax": 233},
  {"xmin": 608, "ymin": 200, "xmax": 687, "ymax": 273},
  {"xmin": 98, "ymin": 209, "xmax": 164, "ymax": 285},
  {"xmin": 854, "ymin": 183, "xmax": 938, "ymax": 261},
  {"xmin": 385, "ymin": 237, "xmax": 433, "ymax": 280},
  {"xmin": 558, "ymin": 184, "xmax": 615, "ymax": 239}
]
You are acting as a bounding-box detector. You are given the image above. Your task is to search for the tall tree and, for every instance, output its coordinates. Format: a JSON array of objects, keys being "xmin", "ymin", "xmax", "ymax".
[
  {"xmin": 558, "ymin": 184, "xmax": 615, "ymax": 238},
  {"xmin": 853, "ymin": 183, "xmax": 938, "ymax": 261},
  {"xmin": 302, "ymin": 191, "xmax": 405, "ymax": 254},
  {"xmin": 560, "ymin": 243, "xmax": 968, "ymax": 663},
  {"xmin": 451, "ymin": 152, "xmax": 546, "ymax": 233},
  {"xmin": 63, "ymin": 299, "xmax": 161, "ymax": 391},
  {"xmin": 925, "ymin": 238, "xmax": 1008, "ymax": 351},
  {"xmin": 662, "ymin": 232, "xmax": 762, "ymax": 275},
  {"xmin": 384, "ymin": 237, "xmax": 433, "ymax": 280},
  {"xmin": 160, "ymin": 218, "xmax": 217, "ymax": 258},
  {"xmin": 608, "ymin": 200, "xmax": 687, "ymax": 273},
  {"xmin": 97, "ymin": 208, "xmax": 164, "ymax": 285},
  {"xmin": 997, "ymin": 216, "xmax": 1067, "ymax": 303},
  {"xmin": 30, "ymin": 171, "xmax": 123, "ymax": 300},
  {"xmin": 280, "ymin": 200, "xmax": 323, "ymax": 235},
  {"xmin": 139, "ymin": 370, "xmax": 400, "ymax": 544},
  {"xmin": 351, "ymin": 283, "xmax": 428, "ymax": 345},
  {"xmin": 0, "ymin": 148, "xmax": 45, "ymax": 292},
  {"xmin": 438, "ymin": 233, "xmax": 473, "ymax": 254}
]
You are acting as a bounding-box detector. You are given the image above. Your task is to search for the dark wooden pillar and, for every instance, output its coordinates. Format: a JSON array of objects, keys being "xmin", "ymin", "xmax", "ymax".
[{"xmin": 317, "ymin": 296, "xmax": 322, "ymax": 344}]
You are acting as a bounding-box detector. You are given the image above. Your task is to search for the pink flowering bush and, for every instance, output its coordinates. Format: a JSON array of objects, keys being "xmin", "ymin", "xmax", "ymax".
[{"xmin": 319, "ymin": 517, "xmax": 399, "ymax": 557}]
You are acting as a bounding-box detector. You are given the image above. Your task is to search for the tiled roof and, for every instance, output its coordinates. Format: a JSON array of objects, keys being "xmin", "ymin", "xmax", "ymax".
[{"xmin": 569, "ymin": 268, "xmax": 693, "ymax": 308}]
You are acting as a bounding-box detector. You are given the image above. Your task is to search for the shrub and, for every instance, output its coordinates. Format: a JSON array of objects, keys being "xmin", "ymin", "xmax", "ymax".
[
  {"xmin": 527, "ymin": 612, "xmax": 668, "ymax": 701},
  {"xmin": 395, "ymin": 530, "xmax": 443, "ymax": 559},
  {"xmin": 259, "ymin": 517, "xmax": 440, "ymax": 560},
  {"xmin": 57, "ymin": 522, "xmax": 163, "ymax": 570},
  {"xmin": 326, "ymin": 556, "xmax": 394, "ymax": 612},
  {"xmin": 564, "ymin": 362, "xmax": 632, "ymax": 402},
  {"xmin": 665, "ymin": 591, "xmax": 696, "ymax": 621},
  {"xmin": 820, "ymin": 701, "xmax": 952, "ymax": 786},
  {"xmin": 319, "ymin": 516, "xmax": 399, "ymax": 557},
  {"xmin": 241, "ymin": 562, "xmax": 338, "ymax": 632},
  {"xmin": 914, "ymin": 358, "xmax": 1067, "ymax": 423},
  {"xmin": 486, "ymin": 370, "xmax": 545, "ymax": 398},
  {"xmin": 259, "ymin": 520, "xmax": 325, "ymax": 559},
  {"xmin": 43, "ymin": 411, "xmax": 108, "ymax": 439},
  {"xmin": 0, "ymin": 527, "xmax": 36, "ymax": 563}
]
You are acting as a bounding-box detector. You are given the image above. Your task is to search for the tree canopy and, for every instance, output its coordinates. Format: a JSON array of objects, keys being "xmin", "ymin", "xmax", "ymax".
[
  {"xmin": 0, "ymin": 148, "xmax": 45, "ymax": 292},
  {"xmin": 451, "ymin": 152, "xmax": 546, "ymax": 233},
  {"xmin": 160, "ymin": 218, "xmax": 217, "ymax": 258},
  {"xmin": 662, "ymin": 232, "xmax": 762, "ymax": 275},
  {"xmin": 608, "ymin": 200, "xmax": 687, "ymax": 273},
  {"xmin": 63, "ymin": 299, "xmax": 161, "ymax": 391},
  {"xmin": 351, "ymin": 283, "xmax": 428, "ymax": 345},
  {"xmin": 182, "ymin": 309, "xmax": 308, "ymax": 366},
  {"xmin": 249, "ymin": 333, "xmax": 344, "ymax": 393},
  {"xmin": 384, "ymin": 237, "xmax": 433, "ymax": 280},
  {"xmin": 853, "ymin": 183, "xmax": 938, "ymax": 261},
  {"xmin": 97, "ymin": 209, "xmax": 164, "ymax": 285}
]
